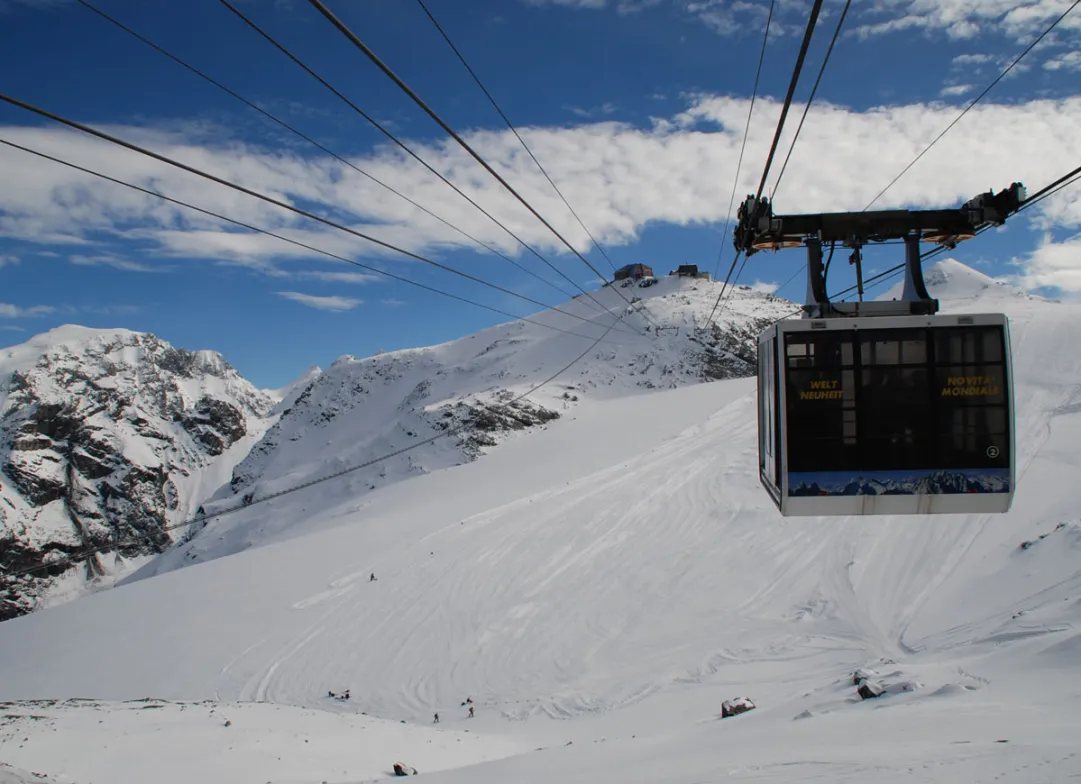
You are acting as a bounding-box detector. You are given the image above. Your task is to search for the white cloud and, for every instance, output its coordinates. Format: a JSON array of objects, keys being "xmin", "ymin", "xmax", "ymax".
[
  {"xmin": 523, "ymin": 0, "xmax": 661, "ymax": 10},
  {"xmin": 952, "ymin": 53, "xmax": 996, "ymax": 66},
  {"xmin": 1045, "ymin": 50, "xmax": 1081, "ymax": 70},
  {"xmin": 0, "ymin": 254, "xmax": 17, "ymax": 268},
  {"xmin": 2, "ymin": 94, "xmax": 1081, "ymax": 295},
  {"xmin": 564, "ymin": 102, "xmax": 618, "ymax": 118},
  {"xmin": 381, "ymin": 298, "xmax": 406, "ymax": 306},
  {"xmin": 69, "ymin": 253, "xmax": 162, "ymax": 272},
  {"xmin": 523, "ymin": 0, "xmax": 794, "ymax": 34},
  {"xmin": 748, "ymin": 280, "xmax": 779, "ymax": 294},
  {"xmin": 524, "ymin": 0, "xmax": 605, "ymax": 7},
  {"xmin": 851, "ymin": 0, "xmax": 1081, "ymax": 41},
  {"xmin": 939, "ymin": 84, "xmax": 974, "ymax": 97},
  {"xmin": 0, "ymin": 302, "xmax": 55, "ymax": 317},
  {"xmin": 297, "ymin": 270, "xmax": 381, "ymax": 284},
  {"xmin": 0, "ymin": 325, "xmax": 25, "ymax": 331},
  {"xmin": 276, "ymin": 292, "xmax": 363, "ymax": 311},
  {"xmin": 1021, "ymin": 232, "xmax": 1081, "ymax": 291}
]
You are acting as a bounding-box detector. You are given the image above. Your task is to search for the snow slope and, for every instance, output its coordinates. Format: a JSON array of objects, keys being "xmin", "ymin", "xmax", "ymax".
[
  {"xmin": 0, "ymin": 261, "xmax": 1079, "ymax": 783},
  {"xmin": 148, "ymin": 274, "xmax": 792, "ymax": 574},
  {"xmin": 0, "ymin": 326, "xmax": 276, "ymax": 618}
]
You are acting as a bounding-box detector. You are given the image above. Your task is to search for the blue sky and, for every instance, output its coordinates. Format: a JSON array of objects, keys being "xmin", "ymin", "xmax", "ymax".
[{"xmin": 1, "ymin": 0, "xmax": 1080, "ymax": 388}]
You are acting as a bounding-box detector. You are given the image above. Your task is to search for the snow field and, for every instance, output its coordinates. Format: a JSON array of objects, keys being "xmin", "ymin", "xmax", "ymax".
[
  {"xmin": 0, "ymin": 699, "xmax": 529, "ymax": 784},
  {"xmin": 0, "ymin": 262, "xmax": 1079, "ymax": 782}
]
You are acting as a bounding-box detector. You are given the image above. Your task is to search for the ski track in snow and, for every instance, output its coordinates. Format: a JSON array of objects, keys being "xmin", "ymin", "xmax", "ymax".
[{"xmin": 0, "ymin": 262, "xmax": 1080, "ymax": 782}]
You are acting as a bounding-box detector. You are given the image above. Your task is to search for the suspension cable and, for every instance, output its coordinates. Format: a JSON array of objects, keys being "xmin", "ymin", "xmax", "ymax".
[
  {"xmin": 708, "ymin": 0, "xmax": 823, "ymax": 329},
  {"xmin": 0, "ymin": 93, "xmax": 647, "ymax": 338},
  {"xmin": 711, "ymin": 0, "xmax": 775, "ymax": 284},
  {"xmin": 771, "ymin": 0, "xmax": 851, "ymax": 199},
  {"xmin": 864, "ymin": 0, "xmax": 1081, "ymax": 211},
  {"xmin": 415, "ymin": 0, "xmax": 620, "ymax": 275},
  {"xmin": 303, "ymin": 0, "xmax": 660, "ymax": 332},
  {"xmin": 218, "ymin": 0, "xmax": 625, "ymax": 322},
  {"xmin": 754, "ymin": 0, "xmax": 825, "ymax": 201},
  {"xmin": 74, "ymin": 0, "xmax": 585, "ymax": 305},
  {"xmin": 0, "ymin": 139, "xmax": 641, "ymax": 346}
]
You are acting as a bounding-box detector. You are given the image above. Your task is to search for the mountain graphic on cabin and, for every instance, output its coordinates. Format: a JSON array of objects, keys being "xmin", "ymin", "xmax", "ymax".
[{"xmin": 788, "ymin": 468, "xmax": 1011, "ymax": 497}]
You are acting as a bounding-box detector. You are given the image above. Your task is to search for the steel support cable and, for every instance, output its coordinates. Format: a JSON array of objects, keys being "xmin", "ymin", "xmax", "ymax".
[
  {"xmin": 0, "ymin": 94, "xmax": 655, "ymax": 340},
  {"xmin": 771, "ymin": 0, "xmax": 852, "ymax": 199},
  {"xmin": 753, "ymin": 0, "xmax": 825, "ymax": 201},
  {"xmin": 217, "ymin": 0, "xmax": 621, "ymax": 320},
  {"xmin": 754, "ymin": 166, "xmax": 1081, "ymax": 334},
  {"xmin": 303, "ymin": 0, "xmax": 659, "ymax": 333},
  {"xmin": 414, "ymin": 0, "xmax": 620, "ymax": 274},
  {"xmin": 707, "ymin": 0, "xmax": 823, "ymax": 331},
  {"xmin": 3, "ymin": 308, "xmax": 630, "ymax": 579},
  {"xmin": 864, "ymin": 0, "xmax": 1081, "ymax": 211},
  {"xmin": 73, "ymin": 0, "xmax": 589, "ymax": 308},
  {"xmin": 711, "ymin": 0, "xmax": 776, "ymax": 284},
  {"xmin": 918, "ymin": 162, "xmax": 1081, "ymax": 264},
  {"xmin": 709, "ymin": 251, "xmax": 752, "ymax": 328},
  {"xmin": 705, "ymin": 249, "xmax": 744, "ymax": 328},
  {"xmin": 758, "ymin": 263, "xmax": 908, "ymax": 332},
  {"xmin": 0, "ymin": 138, "xmax": 639, "ymax": 347},
  {"xmin": 1018, "ymin": 162, "xmax": 1081, "ymax": 209}
]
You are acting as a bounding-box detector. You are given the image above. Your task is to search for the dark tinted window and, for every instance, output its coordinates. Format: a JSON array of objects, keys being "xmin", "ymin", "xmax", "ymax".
[{"xmin": 784, "ymin": 325, "xmax": 1010, "ymax": 475}]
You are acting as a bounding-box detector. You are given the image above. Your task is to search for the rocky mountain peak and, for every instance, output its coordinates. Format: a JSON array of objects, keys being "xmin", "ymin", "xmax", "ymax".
[{"xmin": 0, "ymin": 326, "xmax": 275, "ymax": 620}]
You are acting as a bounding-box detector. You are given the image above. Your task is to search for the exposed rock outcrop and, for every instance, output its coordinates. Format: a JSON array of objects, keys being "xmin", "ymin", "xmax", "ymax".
[{"xmin": 0, "ymin": 326, "xmax": 274, "ymax": 620}]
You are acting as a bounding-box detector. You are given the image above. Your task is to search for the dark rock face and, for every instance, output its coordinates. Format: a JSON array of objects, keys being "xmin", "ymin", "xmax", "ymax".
[
  {"xmin": 435, "ymin": 396, "xmax": 561, "ymax": 458},
  {"xmin": 0, "ymin": 328, "xmax": 273, "ymax": 621},
  {"xmin": 691, "ymin": 314, "xmax": 777, "ymax": 382}
]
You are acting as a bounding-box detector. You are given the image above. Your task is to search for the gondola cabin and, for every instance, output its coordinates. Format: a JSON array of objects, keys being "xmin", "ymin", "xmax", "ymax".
[{"xmin": 757, "ymin": 314, "xmax": 1015, "ymax": 516}]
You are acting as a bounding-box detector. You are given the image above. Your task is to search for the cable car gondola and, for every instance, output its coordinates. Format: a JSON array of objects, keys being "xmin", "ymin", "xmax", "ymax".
[{"xmin": 737, "ymin": 184, "xmax": 1024, "ymax": 516}]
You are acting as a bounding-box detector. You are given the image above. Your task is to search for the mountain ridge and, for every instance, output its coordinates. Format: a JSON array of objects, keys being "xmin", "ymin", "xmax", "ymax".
[{"xmin": 0, "ymin": 326, "xmax": 275, "ymax": 619}]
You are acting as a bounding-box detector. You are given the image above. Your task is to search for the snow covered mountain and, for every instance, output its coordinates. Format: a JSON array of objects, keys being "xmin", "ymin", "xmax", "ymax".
[
  {"xmin": 165, "ymin": 275, "xmax": 793, "ymax": 570},
  {"xmin": 1, "ymin": 260, "xmax": 1078, "ymax": 782},
  {"xmin": 0, "ymin": 259, "xmax": 1078, "ymax": 784},
  {"xmin": 0, "ymin": 326, "xmax": 276, "ymax": 619}
]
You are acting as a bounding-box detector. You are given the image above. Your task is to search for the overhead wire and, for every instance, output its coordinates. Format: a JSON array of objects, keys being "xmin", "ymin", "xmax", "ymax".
[
  {"xmin": 753, "ymin": 0, "xmax": 824, "ymax": 202},
  {"xmin": 821, "ymin": 162, "xmax": 1081, "ymax": 303},
  {"xmin": 707, "ymin": 0, "xmax": 823, "ymax": 330},
  {"xmin": 414, "ymin": 0, "xmax": 620, "ymax": 275},
  {"xmin": 0, "ymin": 92, "xmax": 649, "ymax": 339},
  {"xmin": 217, "ymin": 0, "xmax": 627, "ymax": 323},
  {"xmin": 770, "ymin": 0, "xmax": 852, "ymax": 199},
  {"xmin": 72, "ymin": 0, "xmax": 587, "ymax": 307},
  {"xmin": 3, "ymin": 308, "xmax": 631, "ymax": 579},
  {"xmin": 0, "ymin": 138, "xmax": 641, "ymax": 346},
  {"xmin": 302, "ymin": 0, "xmax": 661, "ymax": 332},
  {"xmin": 864, "ymin": 0, "xmax": 1081, "ymax": 211},
  {"xmin": 710, "ymin": 0, "xmax": 775, "ymax": 285}
]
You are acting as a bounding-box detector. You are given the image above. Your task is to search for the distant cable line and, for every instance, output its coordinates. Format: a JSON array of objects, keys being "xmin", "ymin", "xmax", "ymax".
[
  {"xmin": 218, "ymin": 0, "xmax": 626, "ymax": 322},
  {"xmin": 708, "ymin": 0, "xmax": 828, "ymax": 330},
  {"xmin": 0, "ymin": 138, "xmax": 642, "ymax": 346},
  {"xmin": 1016, "ymin": 162, "xmax": 1081, "ymax": 211},
  {"xmin": 73, "ymin": 0, "xmax": 586, "ymax": 306},
  {"xmin": 711, "ymin": 0, "xmax": 775, "ymax": 284},
  {"xmin": 771, "ymin": 0, "xmax": 851, "ymax": 199},
  {"xmin": 754, "ymin": 0, "xmax": 825, "ymax": 201},
  {"xmin": 303, "ymin": 0, "xmax": 660, "ymax": 332},
  {"xmin": 709, "ymin": 0, "xmax": 817, "ymax": 326},
  {"xmin": 3, "ymin": 307, "xmax": 630, "ymax": 579},
  {"xmin": 415, "ymin": 0, "xmax": 620, "ymax": 274},
  {"xmin": 0, "ymin": 93, "xmax": 645, "ymax": 339},
  {"xmin": 864, "ymin": 0, "xmax": 1081, "ymax": 211}
]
